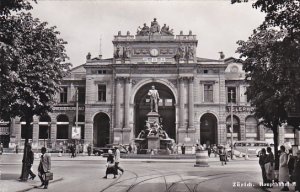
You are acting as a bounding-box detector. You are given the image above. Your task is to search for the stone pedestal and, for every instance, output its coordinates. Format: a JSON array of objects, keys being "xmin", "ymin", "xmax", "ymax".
[
  {"xmin": 147, "ymin": 136, "xmax": 160, "ymax": 150},
  {"xmin": 147, "ymin": 112, "xmax": 160, "ymax": 124}
]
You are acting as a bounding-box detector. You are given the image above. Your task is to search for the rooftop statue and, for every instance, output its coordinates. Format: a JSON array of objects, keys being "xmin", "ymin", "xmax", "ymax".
[
  {"xmin": 137, "ymin": 23, "xmax": 150, "ymax": 36},
  {"xmin": 150, "ymin": 18, "xmax": 160, "ymax": 34},
  {"xmin": 160, "ymin": 24, "xmax": 173, "ymax": 35}
]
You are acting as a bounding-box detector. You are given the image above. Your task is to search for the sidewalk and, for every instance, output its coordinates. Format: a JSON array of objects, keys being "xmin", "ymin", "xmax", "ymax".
[{"xmin": 0, "ymin": 176, "xmax": 63, "ymax": 192}]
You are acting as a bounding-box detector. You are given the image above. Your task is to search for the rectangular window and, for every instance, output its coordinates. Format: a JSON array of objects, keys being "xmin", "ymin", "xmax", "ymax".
[
  {"xmin": 60, "ymin": 87, "xmax": 68, "ymax": 103},
  {"xmin": 77, "ymin": 87, "xmax": 85, "ymax": 104},
  {"xmin": 227, "ymin": 87, "xmax": 236, "ymax": 103},
  {"xmin": 204, "ymin": 84, "xmax": 213, "ymax": 102},
  {"xmin": 98, "ymin": 85, "xmax": 106, "ymax": 101},
  {"xmin": 39, "ymin": 125, "xmax": 51, "ymax": 139}
]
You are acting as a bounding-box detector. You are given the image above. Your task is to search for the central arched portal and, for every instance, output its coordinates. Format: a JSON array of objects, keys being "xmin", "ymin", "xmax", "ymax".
[
  {"xmin": 93, "ymin": 113, "xmax": 110, "ymax": 147},
  {"xmin": 200, "ymin": 113, "xmax": 218, "ymax": 146},
  {"xmin": 134, "ymin": 82, "xmax": 176, "ymax": 141}
]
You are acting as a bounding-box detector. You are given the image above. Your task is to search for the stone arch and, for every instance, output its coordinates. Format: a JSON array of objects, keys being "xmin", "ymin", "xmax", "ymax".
[
  {"xmin": 226, "ymin": 115, "xmax": 241, "ymax": 141},
  {"xmin": 200, "ymin": 113, "xmax": 218, "ymax": 146},
  {"xmin": 245, "ymin": 116, "xmax": 258, "ymax": 140},
  {"xmin": 93, "ymin": 112, "xmax": 110, "ymax": 147},
  {"xmin": 133, "ymin": 81, "xmax": 176, "ymax": 141},
  {"xmin": 130, "ymin": 78, "xmax": 178, "ymax": 105}
]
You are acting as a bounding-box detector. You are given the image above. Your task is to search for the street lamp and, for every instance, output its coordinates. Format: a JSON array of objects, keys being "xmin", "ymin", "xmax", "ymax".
[{"xmin": 230, "ymin": 90, "xmax": 234, "ymax": 160}]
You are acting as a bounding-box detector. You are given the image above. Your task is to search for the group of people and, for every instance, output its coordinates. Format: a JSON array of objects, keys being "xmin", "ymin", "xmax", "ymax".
[
  {"xmin": 23, "ymin": 145, "xmax": 51, "ymax": 189},
  {"xmin": 259, "ymin": 145, "xmax": 300, "ymax": 191},
  {"xmin": 103, "ymin": 146, "xmax": 124, "ymax": 179}
]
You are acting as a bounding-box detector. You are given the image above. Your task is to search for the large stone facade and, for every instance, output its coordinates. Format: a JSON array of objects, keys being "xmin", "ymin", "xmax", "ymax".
[{"xmin": 4, "ymin": 19, "xmax": 300, "ymax": 150}]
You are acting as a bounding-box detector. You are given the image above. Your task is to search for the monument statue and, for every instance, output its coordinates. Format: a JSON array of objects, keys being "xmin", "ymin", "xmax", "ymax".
[
  {"xmin": 148, "ymin": 85, "xmax": 160, "ymax": 112},
  {"xmin": 150, "ymin": 18, "xmax": 160, "ymax": 34}
]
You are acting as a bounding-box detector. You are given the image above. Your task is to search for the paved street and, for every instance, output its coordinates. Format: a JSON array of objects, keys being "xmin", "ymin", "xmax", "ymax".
[{"xmin": 0, "ymin": 154, "xmax": 296, "ymax": 192}]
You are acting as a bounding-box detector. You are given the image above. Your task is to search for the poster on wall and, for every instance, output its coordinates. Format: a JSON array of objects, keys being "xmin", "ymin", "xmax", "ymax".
[{"xmin": 72, "ymin": 126, "xmax": 81, "ymax": 140}]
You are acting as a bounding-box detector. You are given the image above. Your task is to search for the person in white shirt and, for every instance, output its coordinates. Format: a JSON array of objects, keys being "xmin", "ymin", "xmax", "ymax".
[{"xmin": 114, "ymin": 146, "xmax": 124, "ymax": 174}]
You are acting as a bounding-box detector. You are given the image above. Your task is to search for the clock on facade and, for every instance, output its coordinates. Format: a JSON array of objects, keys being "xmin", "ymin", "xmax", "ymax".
[{"xmin": 150, "ymin": 48, "xmax": 159, "ymax": 57}]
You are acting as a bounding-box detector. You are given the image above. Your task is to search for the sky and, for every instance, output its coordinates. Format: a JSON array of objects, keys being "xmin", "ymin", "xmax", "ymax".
[{"xmin": 30, "ymin": 0, "xmax": 265, "ymax": 68}]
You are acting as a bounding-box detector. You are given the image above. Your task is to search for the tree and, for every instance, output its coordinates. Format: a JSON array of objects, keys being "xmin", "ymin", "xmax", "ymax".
[
  {"xmin": 233, "ymin": 0, "xmax": 300, "ymax": 169},
  {"xmin": 0, "ymin": 11, "xmax": 71, "ymax": 180},
  {"xmin": 0, "ymin": 0, "xmax": 35, "ymax": 16}
]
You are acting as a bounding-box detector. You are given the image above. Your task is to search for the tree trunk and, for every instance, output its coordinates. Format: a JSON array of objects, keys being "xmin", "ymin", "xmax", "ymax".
[
  {"xmin": 19, "ymin": 117, "xmax": 31, "ymax": 181},
  {"xmin": 273, "ymin": 124, "xmax": 279, "ymax": 171}
]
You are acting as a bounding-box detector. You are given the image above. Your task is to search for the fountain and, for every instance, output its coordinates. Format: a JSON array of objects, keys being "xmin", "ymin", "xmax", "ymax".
[{"xmin": 134, "ymin": 85, "xmax": 175, "ymax": 154}]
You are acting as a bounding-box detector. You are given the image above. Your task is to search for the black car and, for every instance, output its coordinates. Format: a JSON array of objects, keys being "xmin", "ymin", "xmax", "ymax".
[{"xmin": 92, "ymin": 147, "xmax": 104, "ymax": 156}]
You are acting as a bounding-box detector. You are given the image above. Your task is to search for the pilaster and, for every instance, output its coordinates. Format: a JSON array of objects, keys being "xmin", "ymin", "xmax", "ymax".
[{"xmin": 188, "ymin": 77, "xmax": 194, "ymax": 130}]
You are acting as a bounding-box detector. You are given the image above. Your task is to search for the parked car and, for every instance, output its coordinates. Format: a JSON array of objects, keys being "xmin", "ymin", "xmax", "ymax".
[
  {"xmin": 92, "ymin": 147, "xmax": 104, "ymax": 156},
  {"xmin": 92, "ymin": 144, "xmax": 128, "ymax": 157}
]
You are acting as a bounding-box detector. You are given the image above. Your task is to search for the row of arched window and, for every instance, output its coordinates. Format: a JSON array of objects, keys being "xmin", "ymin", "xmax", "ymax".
[{"xmin": 20, "ymin": 114, "xmax": 85, "ymax": 140}]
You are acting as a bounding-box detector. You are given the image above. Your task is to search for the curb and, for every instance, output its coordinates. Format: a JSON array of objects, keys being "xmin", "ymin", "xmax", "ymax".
[{"xmin": 15, "ymin": 177, "xmax": 64, "ymax": 192}]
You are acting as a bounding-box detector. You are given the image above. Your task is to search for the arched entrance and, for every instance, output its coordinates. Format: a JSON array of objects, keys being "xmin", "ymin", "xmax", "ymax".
[
  {"xmin": 226, "ymin": 115, "xmax": 241, "ymax": 142},
  {"xmin": 93, "ymin": 113, "xmax": 110, "ymax": 147},
  {"xmin": 134, "ymin": 82, "xmax": 176, "ymax": 141},
  {"xmin": 245, "ymin": 116, "xmax": 258, "ymax": 141},
  {"xmin": 200, "ymin": 113, "xmax": 218, "ymax": 146}
]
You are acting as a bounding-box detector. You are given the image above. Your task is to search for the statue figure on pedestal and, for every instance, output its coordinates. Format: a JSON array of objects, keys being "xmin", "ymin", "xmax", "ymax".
[
  {"xmin": 150, "ymin": 18, "xmax": 160, "ymax": 34},
  {"xmin": 148, "ymin": 85, "xmax": 160, "ymax": 112}
]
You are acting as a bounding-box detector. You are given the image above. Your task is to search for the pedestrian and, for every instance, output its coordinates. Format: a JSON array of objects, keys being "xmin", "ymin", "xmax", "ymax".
[
  {"xmin": 0, "ymin": 143, "xmax": 3, "ymax": 155},
  {"xmin": 293, "ymin": 150, "xmax": 300, "ymax": 192},
  {"xmin": 208, "ymin": 145, "xmax": 212, "ymax": 158},
  {"xmin": 87, "ymin": 144, "xmax": 92, "ymax": 156},
  {"xmin": 219, "ymin": 147, "xmax": 227, "ymax": 166},
  {"xmin": 103, "ymin": 150, "xmax": 117, "ymax": 179},
  {"xmin": 279, "ymin": 145, "xmax": 289, "ymax": 191},
  {"xmin": 70, "ymin": 144, "xmax": 75, "ymax": 158},
  {"xmin": 213, "ymin": 144, "xmax": 217, "ymax": 157},
  {"xmin": 114, "ymin": 146, "xmax": 124, "ymax": 175},
  {"xmin": 16, "ymin": 144, "xmax": 19, "ymax": 154},
  {"xmin": 26, "ymin": 145, "xmax": 36, "ymax": 180},
  {"xmin": 38, "ymin": 147, "xmax": 51, "ymax": 189},
  {"xmin": 181, "ymin": 144, "xmax": 185, "ymax": 155},
  {"xmin": 265, "ymin": 147, "xmax": 274, "ymax": 184},
  {"xmin": 288, "ymin": 149, "xmax": 296, "ymax": 182},
  {"xmin": 259, "ymin": 148, "xmax": 267, "ymax": 185},
  {"xmin": 128, "ymin": 144, "xmax": 132, "ymax": 154}
]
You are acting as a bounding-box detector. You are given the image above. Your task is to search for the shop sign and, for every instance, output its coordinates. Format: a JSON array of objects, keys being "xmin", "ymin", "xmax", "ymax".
[
  {"xmin": 226, "ymin": 106, "xmax": 255, "ymax": 113},
  {"xmin": 53, "ymin": 106, "xmax": 85, "ymax": 111}
]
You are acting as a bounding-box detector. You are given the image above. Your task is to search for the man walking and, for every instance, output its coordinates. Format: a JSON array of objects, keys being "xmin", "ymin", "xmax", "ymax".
[
  {"xmin": 38, "ymin": 147, "xmax": 51, "ymax": 189},
  {"xmin": 114, "ymin": 146, "xmax": 124, "ymax": 175},
  {"xmin": 26, "ymin": 145, "xmax": 36, "ymax": 180}
]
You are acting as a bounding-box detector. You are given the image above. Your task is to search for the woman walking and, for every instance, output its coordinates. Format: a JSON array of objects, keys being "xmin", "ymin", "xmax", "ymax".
[
  {"xmin": 259, "ymin": 148, "xmax": 267, "ymax": 185},
  {"xmin": 103, "ymin": 150, "xmax": 117, "ymax": 179},
  {"xmin": 279, "ymin": 145, "xmax": 289, "ymax": 191}
]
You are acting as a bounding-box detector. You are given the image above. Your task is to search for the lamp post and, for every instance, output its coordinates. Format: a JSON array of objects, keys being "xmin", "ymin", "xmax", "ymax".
[{"xmin": 230, "ymin": 90, "xmax": 234, "ymax": 160}]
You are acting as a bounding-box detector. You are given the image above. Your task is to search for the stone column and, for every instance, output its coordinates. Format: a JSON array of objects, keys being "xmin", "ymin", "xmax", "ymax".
[
  {"xmin": 84, "ymin": 121, "xmax": 93, "ymax": 145},
  {"xmin": 188, "ymin": 77, "xmax": 194, "ymax": 129},
  {"xmin": 124, "ymin": 77, "xmax": 131, "ymax": 129},
  {"xmin": 115, "ymin": 78, "xmax": 121, "ymax": 128},
  {"xmin": 278, "ymin": 124, "xmax": 285, "ymax": 145},
  {"xmin": 32, "ymin": 115, "xmax": 39, "ymax": 149},
  {"xmin": 15, "ymin": 117, "xmax": 21, "ymax": 144},
  {"xmin": 258, "ymin": 124, "xmax": 265, "ymax": 141},
  {"xmin": 179, "ymin": 77, "xmax": 185, "ymax": 129}
]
